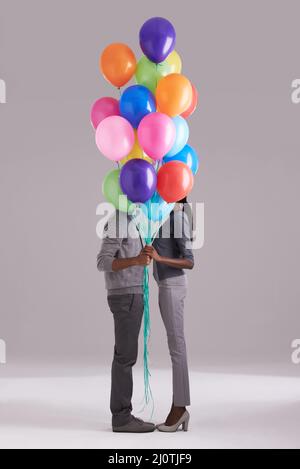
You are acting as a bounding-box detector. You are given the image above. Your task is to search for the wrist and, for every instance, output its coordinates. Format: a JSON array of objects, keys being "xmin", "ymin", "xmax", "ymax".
[{"xmin": 131, "ymin": 256, "xmax": 140, "ymax": 266}]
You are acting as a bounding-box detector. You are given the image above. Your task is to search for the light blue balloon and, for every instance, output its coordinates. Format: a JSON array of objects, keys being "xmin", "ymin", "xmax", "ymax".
[
  {"xmin": 141, "ymin": 192, "xmax": 175, "ymax": 223},
  {"xmin": 163, "ymin": 144, "xmax": 199, "ymax": 175},
  {"xmin": 165, "ymin": 116, "xmax": 189, "ymax": 157}
]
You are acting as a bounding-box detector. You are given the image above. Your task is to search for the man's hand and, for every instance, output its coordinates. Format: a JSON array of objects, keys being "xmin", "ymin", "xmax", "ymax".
[
  {"xmin": 135, "ymin": 251, "xmax": 152, "ymax": 267},
  {"xmin": 112, "ymin": 251, "xmax": 151, "ymax": 271},
  {"xmin": 142, "ymin": 245, "xmax": 161, "ymax": 262}
]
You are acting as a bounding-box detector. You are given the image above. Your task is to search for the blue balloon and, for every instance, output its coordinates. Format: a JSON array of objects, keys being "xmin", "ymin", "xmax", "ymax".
[
  {"xmin": 120, "ymin": 85, "xmax": 156, "ymax": 129},
  {"xmin": 142, "ymin": 192, "xmax": 175, "ymax": 223},
  {"xmin": 166, "ymin": 116, "xmax": 189, "ymax": 157},
  {"xmin": 140, "ymin": 17, "xmax": 176, "ymax": 64},
  {"xmin": 163, "ymin": 144, "xmax": 199, "ymax": 175}
]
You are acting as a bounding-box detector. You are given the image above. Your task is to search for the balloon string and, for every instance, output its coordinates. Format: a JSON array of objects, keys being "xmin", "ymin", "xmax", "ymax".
[
  {"xmin": 135, "ymin": 216, "xmax": 164, "ymax": 419},
  {"xmin": 139, "ymin": 216, "xmax": 155, "ymax": 416},
  {"xmin": 142, "ymin": 264, "xmax": 153, "ymax": 409}
]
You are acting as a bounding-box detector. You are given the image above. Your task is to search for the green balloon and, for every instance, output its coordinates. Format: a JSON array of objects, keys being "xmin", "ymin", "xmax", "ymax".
[
  {"xmin": 135, "ymin": 56, "xmax": 172, "ymax": 94},
  {"xmin": 102, "ymin": 169, "xmax": 133, "ymax": 213}
]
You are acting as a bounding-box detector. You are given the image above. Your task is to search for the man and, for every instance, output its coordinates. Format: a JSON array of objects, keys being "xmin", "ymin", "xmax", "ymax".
[{"xmin": 97, "ymin": 210, "xmax": 155, "ymax": 433}]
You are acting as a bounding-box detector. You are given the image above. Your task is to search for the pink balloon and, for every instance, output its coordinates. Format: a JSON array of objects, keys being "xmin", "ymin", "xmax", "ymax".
[
  {"xmin": 138, "ymin": 113, "xmax": 176, "ymax": 161},
  {"xmin": 91, "ymin": 97, "xmax": 120, "ymax": 130},
  {"xmin": 96, "ymin": 116, "xmax": 135, "ymax": 162}
]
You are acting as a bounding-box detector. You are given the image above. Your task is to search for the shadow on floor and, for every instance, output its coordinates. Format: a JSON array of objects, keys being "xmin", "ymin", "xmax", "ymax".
[{"xmin": 0, "ymin": 400, "xmax": 110, "ymax": 432}]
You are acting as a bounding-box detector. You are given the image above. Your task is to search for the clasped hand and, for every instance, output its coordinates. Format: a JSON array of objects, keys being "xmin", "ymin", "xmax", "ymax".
[{"xmin": 135, "ymin": 246, "xmax": 161, "ymax": 267}]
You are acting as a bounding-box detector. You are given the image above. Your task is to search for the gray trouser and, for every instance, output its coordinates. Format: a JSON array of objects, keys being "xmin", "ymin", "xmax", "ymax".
[
  {"xmin": 159, "ymin": 283, "xmax": 191, "ymax": 407},
  {"xmin": 108, "ymin": 293, "xmax": 144, "ymax": 428}
]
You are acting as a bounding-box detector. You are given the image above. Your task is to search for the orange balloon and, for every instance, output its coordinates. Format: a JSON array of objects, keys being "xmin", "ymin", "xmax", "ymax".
[
  {"xmin": 181, "ymin": 83, "xmax": 198, "ymax": 118},
  {"xmin": 157, "ymin": 161, "xmax": 194, "ymax": 203},
  {"xmin": 156, "ymin": 73, "xmax": 193, "ymax": 117},
  {"xmin": 100, "ymin": 43, "xmax": 137, "ymax": 88}
]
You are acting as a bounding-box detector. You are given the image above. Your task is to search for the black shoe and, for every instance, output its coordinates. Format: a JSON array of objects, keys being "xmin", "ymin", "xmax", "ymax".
[{"xmin": 113, "ymin": 416, "xmax": 156, "ymax": 433}]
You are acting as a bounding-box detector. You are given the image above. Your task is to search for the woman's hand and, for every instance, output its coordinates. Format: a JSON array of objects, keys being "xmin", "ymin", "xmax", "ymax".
[
  {"xmin": 142, "ymin": 245, "xmax": 161, "ymax": 262},
  {"xmin": 143, "ymin": 246, "xmax": 194, "ymax": 270}
]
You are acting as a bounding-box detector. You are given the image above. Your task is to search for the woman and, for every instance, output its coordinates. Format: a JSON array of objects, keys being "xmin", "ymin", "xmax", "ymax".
[{"xmin": 143, "ymin": 198, "xmax": 194, "ymax": 432}]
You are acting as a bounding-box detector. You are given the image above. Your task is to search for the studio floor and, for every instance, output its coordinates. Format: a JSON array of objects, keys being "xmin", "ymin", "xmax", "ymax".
[{"xmin": 0, "ymin": 363, "xmax": 299, "ymax": 449}]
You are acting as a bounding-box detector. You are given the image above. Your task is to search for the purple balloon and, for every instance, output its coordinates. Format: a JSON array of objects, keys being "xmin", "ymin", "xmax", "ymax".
[
  {"xmin": 139, "ymin": 17, "xmax": 176, "ymax": 64},
  {"xmin": 120, "ymin": 159, "xmax": 157, "ymax": 203}
]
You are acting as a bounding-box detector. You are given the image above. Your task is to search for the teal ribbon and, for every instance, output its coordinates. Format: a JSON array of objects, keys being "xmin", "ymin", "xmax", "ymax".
[
  {"xmin": 142, "ymin": 216, "xmax": 153, "ymax": 406},
  {"xmin": 143, "ymin": 263, "xmax": 152, "ymax": 405},
  {"xmin": 132, "ymin": 205, "xmax": 173, "ymax": 411}
]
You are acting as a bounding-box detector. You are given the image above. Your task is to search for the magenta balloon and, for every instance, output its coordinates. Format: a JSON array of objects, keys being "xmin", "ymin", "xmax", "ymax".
[
  {"xmin": 138, "ymin": 112, "xmax": 176, "ymax": 161},
  {"xmin": 90, "ymin": 97, "xmax": 120, "ymax": 130},
  {"xmin": 95, "ymin": 116, "xmax": 135, "ymax": 162}
]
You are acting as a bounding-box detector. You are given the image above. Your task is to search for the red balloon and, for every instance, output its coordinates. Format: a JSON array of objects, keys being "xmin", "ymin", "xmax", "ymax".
[
  {"xmin": 181, "ymin": 83, "xmax": 198, "ymax": 119},
  {"xmin": 157, "ymin": 162, "xmax": 194, "ymax": 203}
]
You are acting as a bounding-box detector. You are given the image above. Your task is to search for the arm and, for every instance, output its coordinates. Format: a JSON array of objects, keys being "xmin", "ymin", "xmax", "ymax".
[
  {"xmin": 112, "ymin": 253, "xmax": 151, "ymax": 272},
  {"xmin": 97, "ymin": 237, "xmax": 151, "ymax": 273},
  {"xmin": 143, "ymin": 246, "xmax": 194, "ymax": 270},
  {"xmin": 143, "ymin": 212, "xmax": 195, "ymax": 270},
  {"xmin": 174, "ymin": 210, "xmax": 194, "ymax": 269}
]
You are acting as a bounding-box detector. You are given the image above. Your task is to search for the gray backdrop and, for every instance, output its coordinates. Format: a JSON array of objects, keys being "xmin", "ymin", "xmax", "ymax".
[{"xmin": 1, "ymin": 0, "xmax": 299, "ymax": 369}]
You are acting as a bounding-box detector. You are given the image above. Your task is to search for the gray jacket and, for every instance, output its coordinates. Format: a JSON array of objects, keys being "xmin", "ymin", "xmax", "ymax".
[
  {"xmin": 153, "ymin": 208, "xmax": 194, "ymax": 282},
  {"xmin": 97, "ymin": 211, "xmax": 144, "ymax": 296}
]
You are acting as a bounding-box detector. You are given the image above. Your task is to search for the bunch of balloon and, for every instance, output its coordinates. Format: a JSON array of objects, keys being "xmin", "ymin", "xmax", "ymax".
[{"xmin": 91, "ymin": 17, "xmax": 200, "ymax": 406}]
